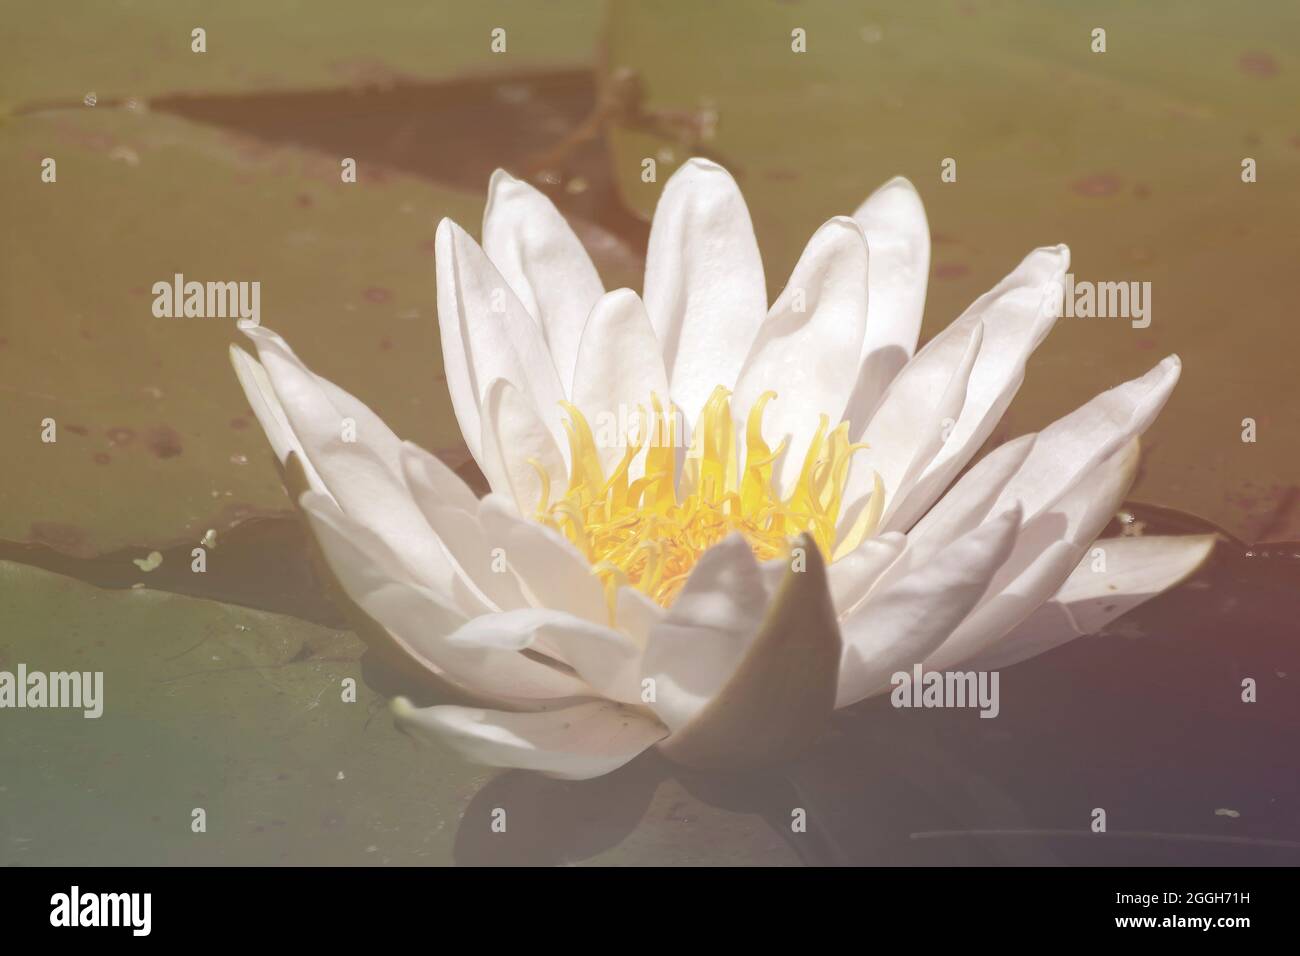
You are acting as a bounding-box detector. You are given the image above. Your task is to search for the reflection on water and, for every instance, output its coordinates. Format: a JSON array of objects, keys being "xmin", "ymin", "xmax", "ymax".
[{"xmin": 439, "ymin": 505, "xmax": 1300, "ymax": 866}]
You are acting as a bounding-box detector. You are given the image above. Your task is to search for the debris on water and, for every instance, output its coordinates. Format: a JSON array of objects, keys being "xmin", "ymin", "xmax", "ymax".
[
  {"xmin": 132, "ymin": 551, "xmax": 163, "ymax": 572},
  {"xmin": 201, "ymin": 529, "xmax": 217, "ymax": 549},
  {"xmin": 1214, "ymin": 808, "xmax": 1241, "ymax": 818}
]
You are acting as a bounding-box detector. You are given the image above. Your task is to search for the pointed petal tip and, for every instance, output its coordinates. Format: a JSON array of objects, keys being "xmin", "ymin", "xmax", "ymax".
[
  {"xmin": 822, "ymin": 214, "xmax": 869, "ymax": 240},
  {"xmin": 881, "ymin": 174, "xmax": 918, "ymax": 191},
  {"xmin": 683, "ymin": 155, "xmax": 725, "ymax": 173},
  {"xmin": 487, "ymin": 167, "xmax": 520, "ymax": 190}
]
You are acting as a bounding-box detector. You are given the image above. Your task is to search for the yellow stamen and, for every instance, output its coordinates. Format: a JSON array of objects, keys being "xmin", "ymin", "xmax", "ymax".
[{"xmin": 535, "ymin": 387, "xmax": 877, "ymax": 610}]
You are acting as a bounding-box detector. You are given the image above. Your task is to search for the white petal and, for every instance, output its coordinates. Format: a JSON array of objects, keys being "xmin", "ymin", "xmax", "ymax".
[
  {"xmin": 990, "ymin": 438, "xmax": 1140, "ymax": 591},
  {"xmin": 925, "ymin": 540, "xmax": 1084, "ymax": 672},
  {"xmin": 392, "ymin": 699, "xmax": 668, "ymax": 780},
  {"xmin": 477, "ymin": 494, "xmax": 610, "ymax": 626},
  {"xmin": 989, "ymin": 356, "xmax": 1181, "ymax": 522},
  {"xmin": 445, "ymin": 608, "xmax": 643, "ymax": 704},
  {"xmin": 481, "ymin": 169, "xmax": 605, "ymax": 392},
  {"xmin": 969, "ymin": 534, "xmax": 1217, "ymax": 671},
  {"xmin": 836, "ymin": 506, "xmax": 1021, "ymax": 707},
  {"xmin": 643, "ymin": 158, "xmax": 767, "ymax": 426},
  {"xmin": 841, "ymin": 320, "xmax": 982, "ymax": 535},
  {"xmin": 615, "ymin": 586, "xmax": 664, "ymax": 650},
  {"xmin": 240, "ymin": 327, "xmax": 470, "ymax": 606},
  {"xmin": 853, "ymin": 245, "xmax": 1069, "ymax": 529},
  {"xmin": 732, "ymin": 216, "xmax": 870, "ymax": 493},
  {"xmin": 826, "ymin": 531, "xmax": 906, "ymax": 618},
  {"xmin": 398, "ymin": 440, "xmax": 482, "ymax": 515},
  {"xmin": 640, "ymin": 534, "xmax": 769, "ymax": 732},
  {"xmin": 400, "ymin": 449, "xmax": 530, "ymax": 613},
  {"xmin": 877, "ymin": 320, "xmax": 984, "ymax": 532},
  {"xmin": 843, "ymin": 176, "xmax": 931, "ymax": 429},
  {"xmin": 925, "ymin": 438, "xmax": 1140, "ymax": 669},
  {"xmin": 229, "ymin": 345, "xmax": 329, "ymax": 496},
  {"xmin": 300, "ymin": 492, "xmax": 587, "ymax": 700},
  {"xmin": 435, "ymin": 218, "xmax": 569, "ymax": 461},
  {"xmin": 570, "ymin": 288, "xmax": 670, "ymax": 479},
  {"xmin": 660, "ymin": 534, "xmax": 841, "ymax": 771},
  {"xmin": 905, "ymin": 434, "xmax": 1037, "ymax": 566},
  {"xmin": 477, "ymin": 378, "xmax": 568, "ymax": 515}
]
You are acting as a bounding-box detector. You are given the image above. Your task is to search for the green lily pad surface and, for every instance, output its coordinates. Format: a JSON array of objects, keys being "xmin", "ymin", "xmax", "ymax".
[
  {"xmin": 0, "ymin": 562, "xmax": 798, "ymax": 865},
  {"xmin": 602, "ymin": 0, "xmax": 1300, "ymax": 541},
  {"xmin": 0, "ymin": 107, "xmax": 485, "ymax": 556},
  {"xmin": 1, "ymin": 0, "xmax": 601, "ymax": 105}
]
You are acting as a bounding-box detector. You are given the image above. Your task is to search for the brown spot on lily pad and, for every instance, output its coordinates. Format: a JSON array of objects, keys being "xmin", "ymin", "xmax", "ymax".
[
  {"xmin": 934, "ymin": 262, "xmax": 970, "ymax": 280},
  {"xmin": 93, "ymin": 453, "xmax": 111, "ymax": 465},
  {"xmin": 146, "ymin": 425, "xmax": 183, "ymax": 459},
  {"xmin": 363, "ymin": 286, "xmax": 393, "ymax": 304},
  {"xmin": 106, "ymin": 426, "xmax": 135, "ymax": 446},
  {"xmin": 65, "ymin": 424, "xmax": 89, "ymax": 436},
  {"xmin": 1237, "ymin": 51, "xmax": 1278, "ymax": 77},
  {"xmin": 229, "ymin": 416, "xmax": 250, "ymax": 430},
  {"xmin": 1071, "ymin": 173, "xmax": 1123, "ymax": 198}
]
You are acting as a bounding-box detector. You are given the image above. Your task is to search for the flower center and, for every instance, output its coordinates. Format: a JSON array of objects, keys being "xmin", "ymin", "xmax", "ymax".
[{"xmin": 532, "ymin": 386, "xmax": 883, "ymax": 610}]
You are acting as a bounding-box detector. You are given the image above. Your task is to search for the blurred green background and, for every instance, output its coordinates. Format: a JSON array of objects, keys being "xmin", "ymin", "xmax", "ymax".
[{"xmin": 1, "ymin": 0, "xmax": 1297, "ymax": 866}]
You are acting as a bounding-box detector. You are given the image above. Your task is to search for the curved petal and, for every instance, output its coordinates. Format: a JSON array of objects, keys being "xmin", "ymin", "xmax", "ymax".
[
  {"xmin": 731, "ymin": 216, "xmax": 871, "ymax": 493},
  {"xmin": 445, "ymin": 608, "xmax": 643, "ymax": 704},
  {"xmin": 615, "ymin": 585, "xmax": 664, "ymax": 650},
  {"xmin": 478, "ymin": 494, "xmax": 610, "ymax": 626},
  {"xmin": 988, "ymin": 356, "xmax": 1181, "ymax": 522},
  {"xmin": 229, "ymin": 345, "xmax": 329, "ymax": 496},
  {"xmin": 877, "ymin": 320, "xmax": 984, "ymax": 532},
  {"xmin": 905, "ymin": 434, "xmax": 1037, "ymax": 566},
  {"xmin": 844, "ymin": 176, "xmax": 931, "ymax": 429},
  {"xmin": 968, "ymin": 534, "xmax": 1217, "ymax": 671},
  {"xmin": 570, "ymin": 288, "xmax": 671, "ymax": 479},
  {"xmin": 640, "ymin": 534, "xmax": 769, "ymax": 733},
  {"xmin": 840, "ymin": 320, "xmax": 983, "ymax": 536},
  {"xmin": 300, "ymin": 491, "xmax": 587, "ymax": 701},
  {"xmin": 826, "ymin": 531, "xmax": 906, "ymax": 619},
  {"xmin": 926, "ymin": 540, "xmax": 1084, "ymax": 672},
  {"xmin": 239, "ymin": 326, "xmax": 471, "ymax": 607},
  {"xmin": 659, "ymin": 534, "xmax": 841, "ymax": 771},
  {"xmin": 398, "ymin": 440, "xmax": 482, "ymax": 515},
  {"xmin": 481, "ymin": 169, "xmax": 605, "ymax": 392},
  {"xmin": 849, "ymin": 245, "xmax": 1069, "ymax": 529},
  {"xmin": 435, "ymin": 218, "xmax": 569, "ymax": 460},
  {"xmin": 392, "ymin": 698, "xmax": 668, "ymax": 780},
  {"xmin": 400, "ymin": 451, "xmax": 531, "ymax": 613},
  {"xmin": 925, "ymin": 437, "xmax": 1141, "ymax": 670},
  {"xmin": 836, "ymin": 506, "xmax": 1021, "ymax": 707},
  {"xmin": 643, "ymin": 158, "xmax": 767, "ymax": 426},
  {"xmin": 477, "ymin": 378, "xmax": 568, "ymax": 515}
]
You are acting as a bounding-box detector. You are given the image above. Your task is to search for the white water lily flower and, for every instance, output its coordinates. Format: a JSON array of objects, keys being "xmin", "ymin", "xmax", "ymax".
[{"xmin": 230, "ymin": 158, "xmax": 1215, "ymax": 780}]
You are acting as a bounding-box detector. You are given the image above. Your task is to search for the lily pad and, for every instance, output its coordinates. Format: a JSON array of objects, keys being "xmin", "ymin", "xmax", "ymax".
[
  {"xmin": 601, "ymin": 0, "xmax": 1300, "ymax": 541},
  {"xmin": 0, "ymin": 106, "xmax": 485, "ymax": 556},
  {"xmin": 2, "ymin": 0, "xmax": 602, "ymax": 106},
  {"xmin": 0, "ymin": 561, "xmax": 799, "ymax": 865}
]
